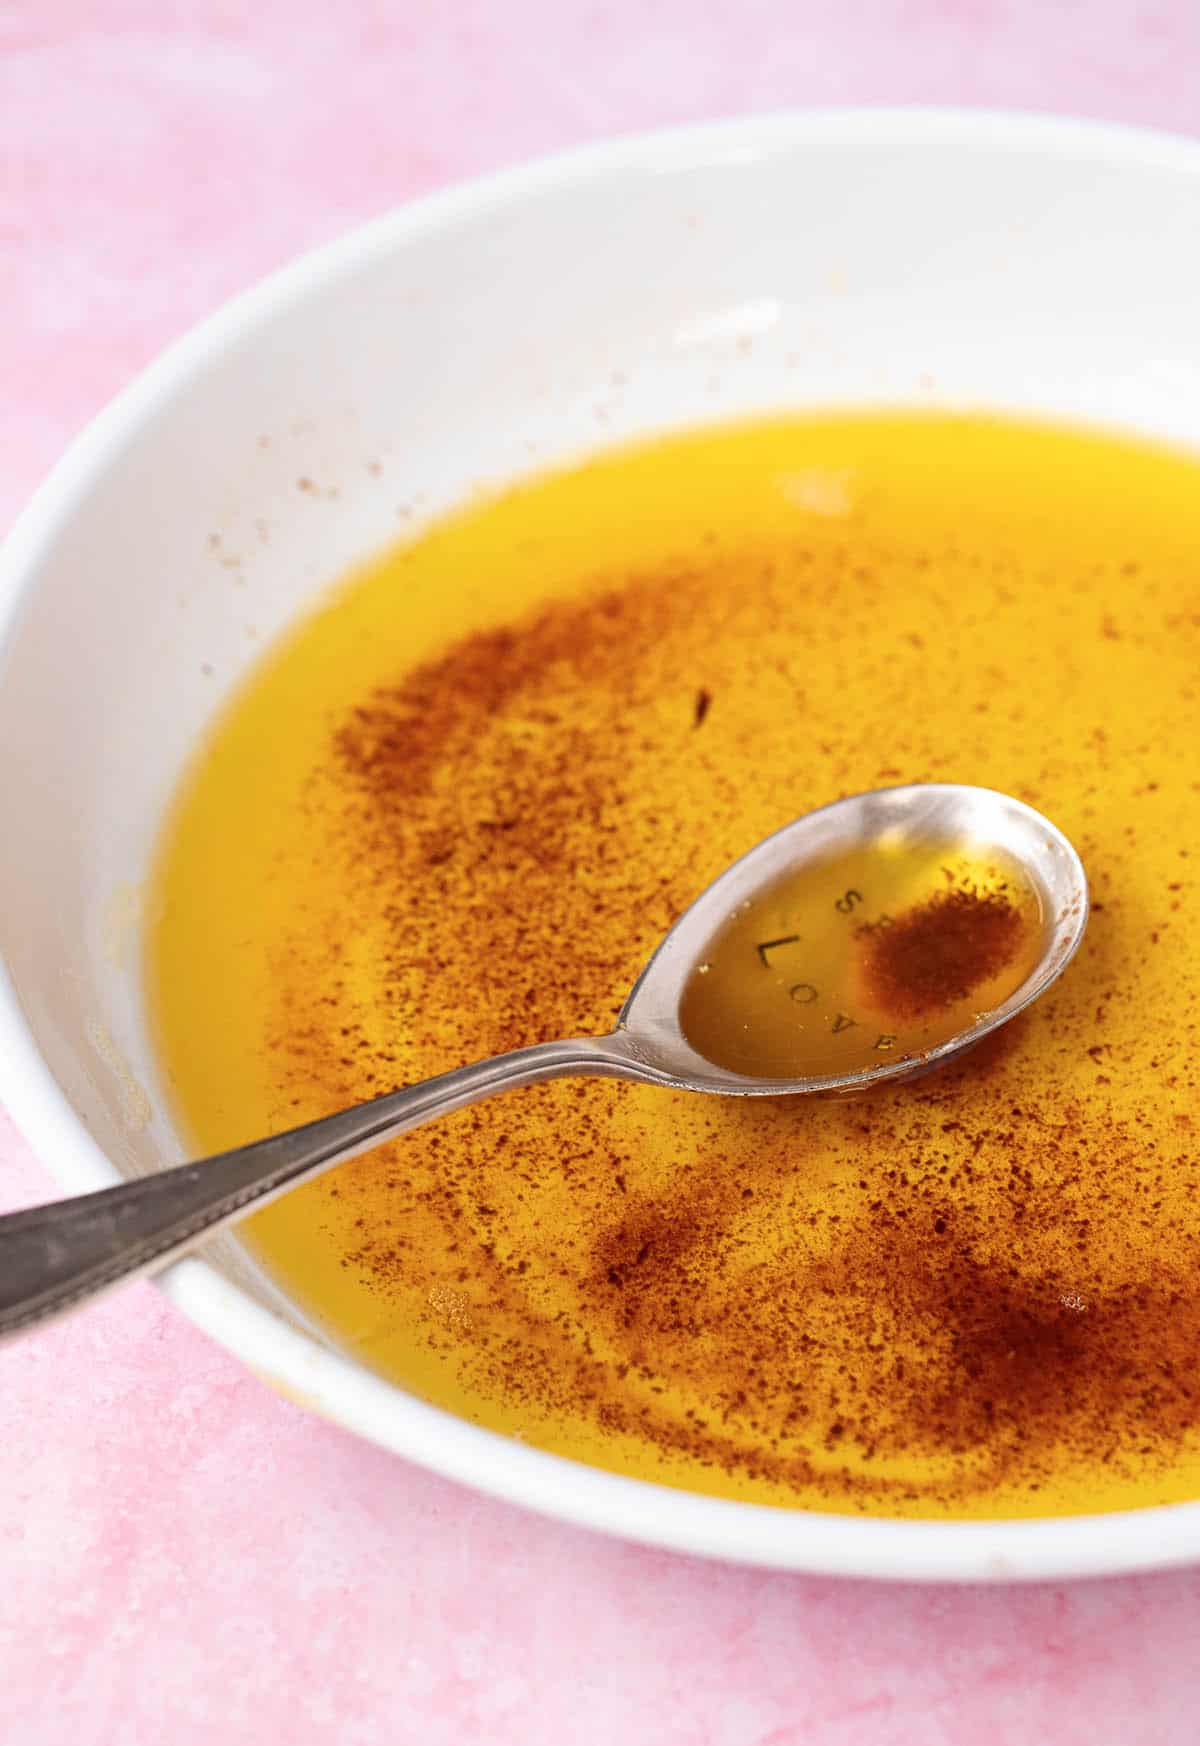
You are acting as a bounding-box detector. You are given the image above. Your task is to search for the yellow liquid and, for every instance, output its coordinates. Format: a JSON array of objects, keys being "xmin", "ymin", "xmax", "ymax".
[
  {"xmin": 681, "ymin": 839, "xmax": 1045, "ymax": 1079},
  {"xmin": 148, "ymin": 413, "xmax": 1200, "ymax": 1519}
]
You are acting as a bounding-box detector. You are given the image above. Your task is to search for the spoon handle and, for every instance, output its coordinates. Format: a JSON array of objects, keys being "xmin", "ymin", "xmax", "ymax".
[{"xmin": 0, "ymin": 1033, "xmax": 643, "ymax": 1340}]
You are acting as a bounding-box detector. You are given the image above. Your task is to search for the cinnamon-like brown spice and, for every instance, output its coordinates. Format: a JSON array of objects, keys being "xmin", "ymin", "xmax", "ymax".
[
  {"xmin": 308, "ymin": 561, "xmax": 1200, "ymax": 1514},
  {"xmin": 858, "ymin": 883, "xmax": 1026, "ymax": 1019},
  {"xmin": 174, "ymin": 414, "xmax": 1200, "ymax": 1520}
]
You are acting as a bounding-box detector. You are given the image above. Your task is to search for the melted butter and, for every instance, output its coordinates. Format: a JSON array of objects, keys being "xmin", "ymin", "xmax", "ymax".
[
  {"xmin": 680, "ymin": 838, "xmax": 1045, "ymax": 1079},
  {"xmin": 147, "ymin": 412, "xmax": 1200, "ymax": 1520}
]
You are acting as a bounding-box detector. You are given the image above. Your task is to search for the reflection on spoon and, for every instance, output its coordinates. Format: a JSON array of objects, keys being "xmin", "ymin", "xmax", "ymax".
[{"xmin": 0, "ymin": 783, "xmax": 1087, "ymax": 1338}]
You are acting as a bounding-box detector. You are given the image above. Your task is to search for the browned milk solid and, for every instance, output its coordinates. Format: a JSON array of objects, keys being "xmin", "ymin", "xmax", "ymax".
[{"xmin": 148, "ymin": 415, "xmax": 1200, "ymax": 1518}]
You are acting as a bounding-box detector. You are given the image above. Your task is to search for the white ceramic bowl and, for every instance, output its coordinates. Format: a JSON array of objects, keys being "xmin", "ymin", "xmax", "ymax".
[{"xmin": 3, "ymin": 108, "xmax": 1200, "ymax": 1582}]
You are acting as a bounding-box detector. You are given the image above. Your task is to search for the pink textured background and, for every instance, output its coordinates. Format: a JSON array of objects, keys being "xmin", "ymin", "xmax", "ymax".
[{"xmin": 5, "ymin": 4, "xmax": 1200, "ymax": 1741}]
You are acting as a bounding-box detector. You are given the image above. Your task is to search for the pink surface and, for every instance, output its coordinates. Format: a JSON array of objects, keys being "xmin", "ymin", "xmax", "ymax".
[{"xmin": 5, "ymin": 4, "xmax": 1200, "ymax": 1740}]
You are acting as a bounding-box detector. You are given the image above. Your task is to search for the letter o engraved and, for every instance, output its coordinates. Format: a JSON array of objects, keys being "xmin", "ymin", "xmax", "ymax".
[{"xmin": 789, "ymin": 983, "xmax": 819, "ymax": 1005}]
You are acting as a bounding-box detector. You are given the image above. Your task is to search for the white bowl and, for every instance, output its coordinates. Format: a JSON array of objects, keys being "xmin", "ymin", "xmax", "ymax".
[{"xmin": 3, "ymin": 108, "xmax": 1200, "ymax": 1582}]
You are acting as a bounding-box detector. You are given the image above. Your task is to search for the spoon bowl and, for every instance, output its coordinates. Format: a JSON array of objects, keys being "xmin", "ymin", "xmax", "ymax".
[
  {"xmin": 0, "ymin": 781, "xmax": 1086, "ymax": 1339},
  {"xmin": 621, "ymin": 781, "xmax": 1088, "ymax": 1093}
]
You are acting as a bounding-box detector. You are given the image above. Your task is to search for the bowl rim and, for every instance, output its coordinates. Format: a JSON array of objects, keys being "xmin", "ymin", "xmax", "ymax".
[{"xmin": 5, "ymin": 103, "xmax": 1200, "ymax": 1582}]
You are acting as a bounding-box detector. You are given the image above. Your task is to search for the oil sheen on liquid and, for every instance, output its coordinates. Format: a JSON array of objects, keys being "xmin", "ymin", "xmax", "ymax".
[{"xmin": 147, "ymin": 413, "xmax": 1200, "ymax": 1520}]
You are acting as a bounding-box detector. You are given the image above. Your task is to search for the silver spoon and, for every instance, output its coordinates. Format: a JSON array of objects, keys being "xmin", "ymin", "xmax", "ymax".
[{"xmin": 0, "ymin": 782, "xmax": 1087, "ymax": 1339}]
